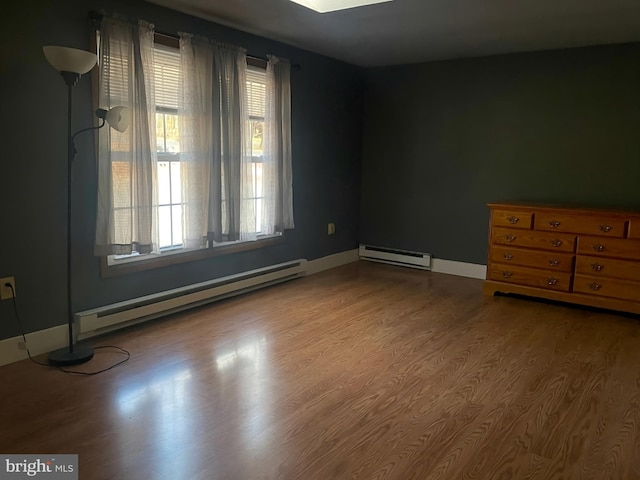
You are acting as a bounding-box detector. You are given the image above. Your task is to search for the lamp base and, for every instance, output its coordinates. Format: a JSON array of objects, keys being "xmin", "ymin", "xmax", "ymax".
[{"xmin": 48, "ymin": 345, "xmax": 94, "ymax": 366}]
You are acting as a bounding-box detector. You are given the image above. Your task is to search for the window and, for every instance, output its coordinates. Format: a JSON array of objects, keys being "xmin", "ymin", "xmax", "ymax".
[
  {"xmin": 96, "ymin": 18, "xmax": 293, "ymax": 272},
  {"xmin": 105, "ymin": 42, "xmax": 273, "ymax": 263},
  {"xmin": 154, "ymin": 45, "xmax": 182, "ymax": 250},
  {"xmin": 246, "ymin": 67, "xmax": 267, "ymax": 235},
  {"xmin": 149, "ymin": 47, "xmax": 270, "ymax": 249}
]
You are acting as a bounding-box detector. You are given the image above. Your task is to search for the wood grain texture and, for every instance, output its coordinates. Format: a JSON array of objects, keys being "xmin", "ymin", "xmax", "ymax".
[
  {"xmin": 2, "ymin": 261, "xmax": 640, "ymax": 479},
  {"xmin": 574, "ymin": 275, "xmax": 640, "ymax": 302},
  {"xmin": 575, "ymin": 255, "xmax": 640, "ymax": 281},
  {"xmin": 484, "ymin": 280, "xmax": 640, "ymax": 315},
  {"xmin": 488, "ymin": 264, "xmax": 572, "ymax": 292},
  {"xmin": 534, "ymin": 212, "xmax": 627, "ymax": 238},
  {"xmin": 491, "ymin": 209, "xmax": 534, "ymax": 230},
  {"xmin": 492, "ymin": 227, "xmax": 576, "ymax": 253},
  {"xmin": 487, "ymin": 203, "xmax": 640, "ymax": 315},
  {"xmin": 491, "ymin": 246, "xmax": 574, "ymax": 273},
  {"xmin": 577, "ymin": 236, "xmax": 640, "ymax": 261}
]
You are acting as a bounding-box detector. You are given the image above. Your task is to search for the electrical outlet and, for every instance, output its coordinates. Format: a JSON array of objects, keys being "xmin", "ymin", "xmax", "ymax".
[
  {"xmin": 0, "ymin": 277, "xmax": 16, "ymax": 300},
  {"xmin": 328, "ymin": 223, "xmax": 336, "ymax": 235}
]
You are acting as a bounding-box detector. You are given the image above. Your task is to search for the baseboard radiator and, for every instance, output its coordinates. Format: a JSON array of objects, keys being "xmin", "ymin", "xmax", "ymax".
[
  {"xmin": 76, "ymin": 259, "xmax": 307, "ymax": 339},
  {"xmin": 359, "ymin": 244, "xmax": 431, "ymax": 270}
]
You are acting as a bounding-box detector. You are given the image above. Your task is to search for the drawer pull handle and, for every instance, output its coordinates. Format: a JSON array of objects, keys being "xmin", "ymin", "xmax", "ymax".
[
  {"xmin": 591, "ymin": 244, "xmax": 605, "ymax": 252},
  {"xmin": 502, "ymin": 271, "xmax": 513, "ymax": 278},
  {"xmin": 591, "ymin": 263, "xmax": 603, "ymax": 272},
  {"xmin": 597, "ymin": 225, "xmax": 612, "ymax": 233},
  {"xmin": 503, "ymin": 253, "xmax": 513, "ymax": 260},
  {"xmin": 549, "ymin": 220, "xmax": 561, "ymax": 228},
  {"xmin": 507, "ymin": 216, "xmax": 519, "ymax": 224},
  {"xmin": 547, "ymin": 278, "xmax": 558, "ymax": 286},
  {"xmin": 588, "ymin": 282, "xmax": 602, "ymax": 291},
  {"xmin": 505, "ymin": 234, "xmax": 517, "ymax": 242},
  {"xmin": 551, "ymin": 239, "xmax": 563, "ymax": 247},
  {"xmin": 548, "ymin": 259, "xmax": 560, "ymax": 266}
]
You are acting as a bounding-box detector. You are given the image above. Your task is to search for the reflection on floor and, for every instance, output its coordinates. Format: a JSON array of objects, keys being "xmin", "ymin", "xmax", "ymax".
[{"xmin": 2, "ymin": 261, "xmax": 640, "ymax": 479}]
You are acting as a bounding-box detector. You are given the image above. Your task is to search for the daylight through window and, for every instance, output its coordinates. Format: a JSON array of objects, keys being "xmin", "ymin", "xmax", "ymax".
[{"xmin": 151, "ymin": 45, "xmax": 269, "ymax": 250}]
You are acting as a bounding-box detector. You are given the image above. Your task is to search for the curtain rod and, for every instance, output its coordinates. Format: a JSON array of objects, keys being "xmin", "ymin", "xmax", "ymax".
[{"xmin": 88, "ymin": 10, "xmax": 300, "ymax": 70}]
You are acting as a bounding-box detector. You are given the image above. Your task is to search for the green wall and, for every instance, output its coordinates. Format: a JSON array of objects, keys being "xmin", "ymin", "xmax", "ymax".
[
  {"xmin": 0, "ymin": 0, "xmax": 363, "ymax": 340},
  {"xmin": 2, "ymin": 1, "xmax": 639, "ymax": 343},
  {"xmin": 361, "ymin": 43, "xmax": 640, "ymax": 265}
]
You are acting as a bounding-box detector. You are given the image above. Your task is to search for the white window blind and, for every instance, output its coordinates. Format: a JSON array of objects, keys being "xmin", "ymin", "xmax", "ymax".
[
  {"xmin": 104, "ymin": 42, "xmax": 261, "ymax": 114},
  {"xmin": 100, "ymin": 41, "xmax": 180, "ymax": 109},
  {"xmin": 154, "ymin": 44, "xmax": 180, "ymax": 110},
  {"xmin": 100, "ymin": 39, "xmax": 130, "ymax": 105},
  {"xmin": 246, "ymin": 66, "xmax": 266, "ymax": 118}
]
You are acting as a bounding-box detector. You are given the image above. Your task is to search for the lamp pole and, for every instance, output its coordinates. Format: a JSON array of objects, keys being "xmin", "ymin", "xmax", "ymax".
[
  {"xmin": 43, "ymin": 46, "xmax": 128, "ymax": 366},
  {"xmin": 66, "ymin": 75, "xmax": 74, "ymax": 356},
  {"xmin": 48, "ymin": 72, "xmax": 95, "ymax": 366}
]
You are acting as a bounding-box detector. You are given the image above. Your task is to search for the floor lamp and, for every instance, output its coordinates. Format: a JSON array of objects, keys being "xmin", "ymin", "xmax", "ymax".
[{"xmin": 43, "ymin": 46, "xmax": 130, "ymax": 366}]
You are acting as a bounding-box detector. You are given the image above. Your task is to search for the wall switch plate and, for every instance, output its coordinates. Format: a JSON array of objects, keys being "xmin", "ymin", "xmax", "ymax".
[
  {"xmin": 0, "ymin": 277, "xmax": 16, "ymax": 300},
  {"xmin": 328, "ymin": 223, "xmax": 336, "ymax": 235}
]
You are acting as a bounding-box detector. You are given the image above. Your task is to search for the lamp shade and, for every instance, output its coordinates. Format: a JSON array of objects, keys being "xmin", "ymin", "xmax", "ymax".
[
  {"xmin": 43, "ymin": 46, "xmax": 97, "ymax": 74},
  {"xmin": 96, "ymin": 106, "xmax": 130, "ymax": 133},
  {"xmin": 105, "ymin": 106, "xmax": 130, "ymax": 133}
]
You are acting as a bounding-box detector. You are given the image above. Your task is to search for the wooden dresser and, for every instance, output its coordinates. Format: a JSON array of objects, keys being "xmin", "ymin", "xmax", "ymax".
[{"xmin": 484, "ymin": 203, "xmax": 640, "ymax": 314}]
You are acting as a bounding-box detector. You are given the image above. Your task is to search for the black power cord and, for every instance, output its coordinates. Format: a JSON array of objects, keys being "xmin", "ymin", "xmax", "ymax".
[
  {"xmin": 58, "ymin": 345, "xmax": 130, "ymax": 376},
  {"xmin": 5, "ymin": 283, "xmax": 130, "ymax": 375}
]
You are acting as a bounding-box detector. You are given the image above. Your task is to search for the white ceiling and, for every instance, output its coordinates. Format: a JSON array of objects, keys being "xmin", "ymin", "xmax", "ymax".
[{"xmin": 145, "ymin": 0, "xmax": 640, "ymax": 66}]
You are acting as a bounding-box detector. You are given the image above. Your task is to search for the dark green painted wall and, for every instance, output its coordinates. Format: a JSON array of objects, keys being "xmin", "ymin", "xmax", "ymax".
[
  {"xmin": 361, "ymin": 43, "xmax": 640, "ymax": 265},
  {"xmin": 0, "ymin": 0, "xmax": 363, "ymax": 339},
  {"xmin": 3, "ymin": 1, "xmax": 639, "ymax": 343}
]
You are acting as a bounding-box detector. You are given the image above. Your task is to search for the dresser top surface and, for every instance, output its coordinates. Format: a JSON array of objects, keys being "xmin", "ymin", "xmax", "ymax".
[{"xmin": 488, "ymin": 202, "xmax": 640, "ymax": 218}]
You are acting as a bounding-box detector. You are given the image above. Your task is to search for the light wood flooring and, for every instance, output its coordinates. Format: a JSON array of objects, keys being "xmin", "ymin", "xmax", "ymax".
[{"xmin": 1, "ymin": 261, "xmax": 640, "ymax": 479}]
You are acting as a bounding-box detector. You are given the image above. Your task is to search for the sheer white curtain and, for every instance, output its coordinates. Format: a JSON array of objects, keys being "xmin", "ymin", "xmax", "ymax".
[
  {"xmin": 95, "ymin": 16, "xmax": 159, "ymax": 255},
  {"xmin": 179, "ymin": 34, "xmax": 253, "ymax": 246},
  {"xmin": 262, "ymin": 55, "xmax": 294, "ymax": 234}
]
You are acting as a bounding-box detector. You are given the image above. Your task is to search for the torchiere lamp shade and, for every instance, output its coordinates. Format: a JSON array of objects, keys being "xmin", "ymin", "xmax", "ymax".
[{"xmin": 43, "ymin": 46, "xmax": 97, "ymax": 74}]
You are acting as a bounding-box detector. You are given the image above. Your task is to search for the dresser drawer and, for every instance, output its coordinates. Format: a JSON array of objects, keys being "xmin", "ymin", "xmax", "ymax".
[
  {"xmin": 488, "ymin": 264, "xmax": 571, "ymax": 291},
  {"xmin": 491, "ymin": 246, "xmax": 574, "ymax": 272},
  {"xmin": 577, "ymin": 236, "xmax": 640, "ymax": 261},
  {"xmin": 574, "ymin": 275, "xmax": 640, "ymax": 302},
  {"xmin": 575, "ymin": 256, "xmax": 640, "ymax": 281},
  {"xmin": 491, "ymin": 209, "xmax": 533, "ymax": 229},
  {"xmin": 492, "ymin": 227, "xmax": 575, "ymax": 253},
  {"xmin": 534, "ymin": 212, "xmax": 627, "ymax": 238}
]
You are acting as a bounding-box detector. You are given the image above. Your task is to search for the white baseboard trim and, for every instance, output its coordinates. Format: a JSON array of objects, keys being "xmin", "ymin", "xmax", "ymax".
[
  {"xmin": 306, "ymin": 249, "xmax": 359, "ymax": 275},
  {"xmin": 0, "ymin": 324, "xmax": 68, "ymax": 367},
  {"xmin": 431, "ymin": 258, "xmax": 487, "ymax": 280},
  {"xmin": 0, "ymin": 250, "xmax": 361, "ymax": 367}
]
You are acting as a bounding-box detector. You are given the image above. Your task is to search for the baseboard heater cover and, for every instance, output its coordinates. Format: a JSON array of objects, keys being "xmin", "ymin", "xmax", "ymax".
[
  {"xmin": 359, "ymin": 245, "xmax": 431, "ymax": 270},
  {"xmin": 76, "ymin": 259, "xmax": 307, "ymax": 339}
]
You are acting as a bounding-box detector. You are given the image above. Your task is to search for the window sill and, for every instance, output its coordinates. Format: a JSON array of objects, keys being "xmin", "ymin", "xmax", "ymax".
[{"xmin": 100, "ymin": 234, "xmax": 285, "ymax": 278}]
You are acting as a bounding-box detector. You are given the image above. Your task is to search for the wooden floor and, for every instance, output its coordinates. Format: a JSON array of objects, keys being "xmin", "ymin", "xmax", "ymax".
[{"xmin": 1, "ymin": 261, "xmax": 640, "ymax": 479}]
